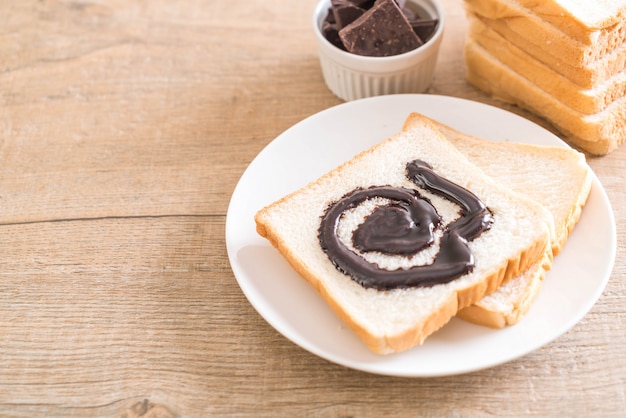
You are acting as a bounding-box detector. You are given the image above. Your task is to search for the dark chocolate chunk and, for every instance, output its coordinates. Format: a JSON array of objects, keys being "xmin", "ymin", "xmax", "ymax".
[
  {"xmin": 338, "ymin": 0, "xmax": 422, "ymax": 57},
  {"xmin": 322, "ymin": 20, "xmax": 346, "ymax": 50},
  {"xmin": 409, "ymin": 18, "xmax": 439, "ymax": 43},
  {"xmin": 325, "ymin": 6, "xmax": 336, "ymax": 24},
  {"xmin": 331, "ymin": 0, "xmax": 366, "ymax": 29},
  {"xmin": 351, "ymin": 0, "xmax": 376, "ymax": 9}
]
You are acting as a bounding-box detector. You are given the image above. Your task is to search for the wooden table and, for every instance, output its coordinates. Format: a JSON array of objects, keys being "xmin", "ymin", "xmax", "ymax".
[{"xmin": 1, "ymin": 0, "xmax": 624, "ymax": 416}]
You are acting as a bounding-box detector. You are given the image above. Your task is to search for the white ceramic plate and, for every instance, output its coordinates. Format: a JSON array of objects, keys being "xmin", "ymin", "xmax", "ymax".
[{"xmin": 225, "ymin": 94, "xmax": 616, "ymax": 377}]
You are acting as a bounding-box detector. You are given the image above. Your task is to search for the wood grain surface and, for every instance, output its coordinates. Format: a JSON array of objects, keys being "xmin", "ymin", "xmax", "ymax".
[{"xmin": 1, "ymin": 0, "xmax": 625, "ymax": 416}]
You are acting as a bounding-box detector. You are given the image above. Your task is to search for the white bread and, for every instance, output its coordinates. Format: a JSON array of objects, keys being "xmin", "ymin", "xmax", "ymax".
[
  {"xmin": 464, "ymin": 0, "xmax": 626, "ymax": 65},
  {"xmin": 468, "ymin": 17, "xmax": 626, "ymax": 112},
  {"xmin": 468, "ymin": 13, "xmax": 626, "ymax": 89},
  {"xmin": 255, "ymin": 113, "xmax": 553, "ymax": 354},
  {"xmin": 458, "ymin": 256, "xmax": 548, "ymax": 328},
  {"xmin": 431, "ymin": 119, "xmax": 592, "ymax": 256},
  {"xmin": 429, "ymin": 118, "xmax": 593, "ymax": 328},
  {"xmin": 464, "ymin": 39, "xmax": 626, "ymax": 155},
  {"xmin": 513, "ymin": 0, "xmax": 626, "ymax": 34}
]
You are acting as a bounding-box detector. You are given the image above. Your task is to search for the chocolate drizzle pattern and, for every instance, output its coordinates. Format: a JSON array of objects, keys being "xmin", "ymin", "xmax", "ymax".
[{"xmin": 318, "ymin": 159, "xmax": 494, "ymax": 290}]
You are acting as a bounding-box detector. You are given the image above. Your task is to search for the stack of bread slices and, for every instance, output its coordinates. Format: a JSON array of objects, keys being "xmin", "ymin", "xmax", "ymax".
[{"xmin": 463, "ymin": 0, "xmax": 626, "ymax": 155}]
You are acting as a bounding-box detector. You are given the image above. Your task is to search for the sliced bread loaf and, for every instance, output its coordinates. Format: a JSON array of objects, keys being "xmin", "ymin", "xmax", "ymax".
[
  {"xmin": 468, "ymin": 14, "xmax": 626, "ymax": 89},
  {"xmin": 465, "ymin": 39, "xmax": 626, "ymax": 154},
  {"xmin": 468, "ymin": 17, "xmax": 626, "ymax": 113},
  {"xmin": 255, "ymin": 113, "xmax": 553, "ymax": 354}
]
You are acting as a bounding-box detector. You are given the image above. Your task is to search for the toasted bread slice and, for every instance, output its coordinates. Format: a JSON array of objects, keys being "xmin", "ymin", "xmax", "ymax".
[{"xmin": 255, "ymin": 113, "xmax": 553, "ymax": 354}]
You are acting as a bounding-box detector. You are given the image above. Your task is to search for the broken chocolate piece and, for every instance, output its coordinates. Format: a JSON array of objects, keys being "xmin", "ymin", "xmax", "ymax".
[
  {"xmin": 410, "ymin": 18, "xmax": 439, "ymax": 43},
  {"xmin": 325, "ymin": 6, "xmax": 337, "ymax": 24},
  {"xmin": 321, "ymin": 0, "xmax": 440, "ymax": 57},
  {"xmin": 323, "ymin": 20, "xmax": 347, "ymax": 50},
  {"xmin": 338, "ymin": 0, "xmax": 422, "ymax": 57},
  {"xmin": 331, "ymin": 0, "xmax": 366, "ymax": 28},
  {"xmin": 351, "ymin": 0, "xmax": 376, "ymax": 9}
]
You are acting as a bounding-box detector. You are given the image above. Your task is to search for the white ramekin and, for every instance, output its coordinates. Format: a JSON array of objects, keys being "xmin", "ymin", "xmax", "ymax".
[{"xmin": 313, "ymin": 0, "xmax": 445, "ymax": 101}]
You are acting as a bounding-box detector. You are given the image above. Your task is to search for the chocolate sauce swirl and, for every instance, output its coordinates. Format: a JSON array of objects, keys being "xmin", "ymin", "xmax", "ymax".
[{"xmin": 318, "ymin": 160, "xmax": 493, "ymax": 290}]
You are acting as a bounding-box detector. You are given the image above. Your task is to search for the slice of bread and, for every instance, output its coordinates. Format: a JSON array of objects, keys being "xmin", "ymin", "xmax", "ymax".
[
  {"xmin": 434, "ymin": 120, "xmax": 592, "ymax": 257},
  {"xmin": 464, "ymin": 39, "xmax": 626, "ymax": 155},
  {"xmin": 427, "ymin": 117, "xmax": 593, "ymax": 328},
  {"xmin": 459, "ymin": 256, "xmax": 548, "ymax": 328},
  {"xmin": 468, "ymin": 17, "xmax": 626, "ymax": 112},
  {"xmin": 513, "ymin": 0, "xmax": 626, "ymax": 34},
  {"xmin": 255, "ymin": 113, "xmax": 553, "ymax": 354},
  {"xmin": 464, "ymin": 0, "xmax": 626, "ymax": 64}
]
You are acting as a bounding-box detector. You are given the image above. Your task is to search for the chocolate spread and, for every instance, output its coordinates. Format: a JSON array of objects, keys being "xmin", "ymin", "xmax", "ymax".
[{"xmin": 318, "ymin": 160, "xmax": 493, "ymax": 290}]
